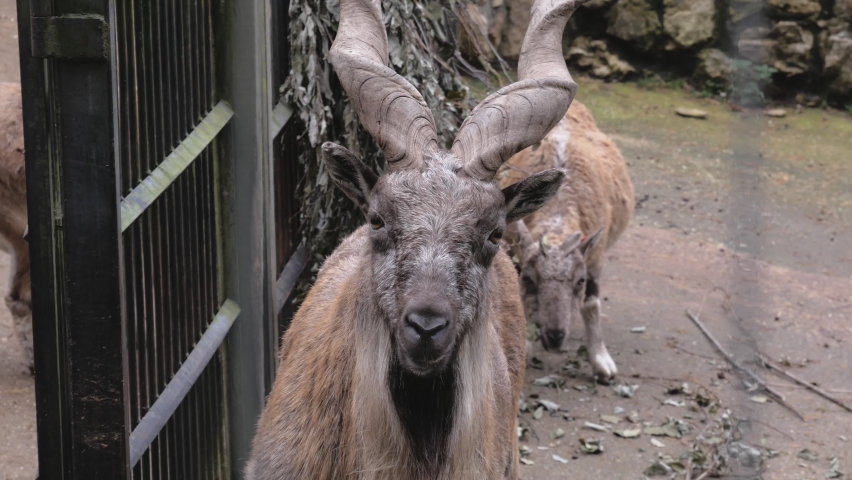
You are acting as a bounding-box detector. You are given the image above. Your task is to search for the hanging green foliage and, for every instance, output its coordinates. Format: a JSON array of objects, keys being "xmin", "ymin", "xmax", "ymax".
[{"xmin": 282, "ymin": 0, "xmax": 493, "ymax": 285}]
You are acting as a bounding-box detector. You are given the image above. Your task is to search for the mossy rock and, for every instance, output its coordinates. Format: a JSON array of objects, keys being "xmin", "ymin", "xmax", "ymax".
[
  {"xmin": 606, "ymin": 0, "xmax": 662, "ymax": 52},
  {"xmin": 663, "ymin": 0, "xmax": 716, "ymax": 50}
]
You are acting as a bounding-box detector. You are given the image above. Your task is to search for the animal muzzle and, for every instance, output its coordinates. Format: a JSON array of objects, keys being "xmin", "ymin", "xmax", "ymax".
[
  {"xmin": 541, "ymin": 328, "xmax": 566, "ymax": 351},
  {"xmin": 398, "ymin": 295, "xmax": 455, "ymax": 375}
]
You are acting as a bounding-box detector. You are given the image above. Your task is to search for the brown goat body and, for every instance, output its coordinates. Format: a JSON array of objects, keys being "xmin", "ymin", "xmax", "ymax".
[
  {"xmin": 248, "ymin": 228, "xmax": 526, "ymax": 479},
  {"xmin": 498, "ymin": 100, "xmax": 635, "ymax": 381},
  {"xmin": 0, "ymin": 82, "xmax": 31, "ymax": 372}
]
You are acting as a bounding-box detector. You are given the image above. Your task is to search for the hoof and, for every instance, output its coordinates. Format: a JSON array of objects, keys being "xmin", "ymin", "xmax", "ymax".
[{"xmin": 591, "ymin": 350, "xmax": 617, "ymax": 384}]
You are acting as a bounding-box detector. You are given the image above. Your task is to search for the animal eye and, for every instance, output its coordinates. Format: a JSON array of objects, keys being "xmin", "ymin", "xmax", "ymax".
[
  {"xmin": 369, "ymin": 214, "xmax": 384, "ymax": 230},
  {"xmin": 489, "ymin": 228, "xmax": 504, "ymax": 244}
]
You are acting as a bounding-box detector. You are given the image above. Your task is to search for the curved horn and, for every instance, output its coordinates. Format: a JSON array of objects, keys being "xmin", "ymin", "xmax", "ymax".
[
  {"xmin": 329, "ymin": 0, "xmax": 439, "ymax": 171},
  {"xmin": 452, "ymin": 0, "xmax": 589, "ymax": 180}
]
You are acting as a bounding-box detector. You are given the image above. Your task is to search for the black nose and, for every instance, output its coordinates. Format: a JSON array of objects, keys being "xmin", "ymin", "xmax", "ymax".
[
  {"xmin": 406, "ymin": 311, "xmax": 448, "ymax": 340},
  {"xmin": 544, "ymin": 329, "xmax": 565, "ymax": 348}
]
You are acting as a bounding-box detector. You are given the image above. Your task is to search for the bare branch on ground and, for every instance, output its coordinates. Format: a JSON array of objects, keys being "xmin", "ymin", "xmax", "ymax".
[
  {"xmin": 758, "ymin": 354, "xmax": 852, "ymax": 414},
  {"xmin": 685, "ymin": 311, "xmax": 805, "ymax": 421}
]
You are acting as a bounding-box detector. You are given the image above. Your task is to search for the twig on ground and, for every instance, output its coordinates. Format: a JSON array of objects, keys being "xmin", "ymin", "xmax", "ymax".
[
  {"xmin": 685, "ymin": 455, "xmax": 693, "ymax": 480},
  {"xmin": 669, "ymin": 342, "xmax": 717, "ymax": 361},
  {"xmin": 766, "ymin": 382, "xmax": 852, "ymax": 395},
  {"xmin": 693, "ymin": 459, "xmax": 718, "ymax": 480},
  {"xmin": 758, "ymin": 354, "xmax": 852, "ymax": 414},
  {"xmin": 747, "ymin": 418, "xmax": 795, "ymax": 441},
  {"xmin": 685, "ymin": 311, "xmax": 805, "ymax": 421}
]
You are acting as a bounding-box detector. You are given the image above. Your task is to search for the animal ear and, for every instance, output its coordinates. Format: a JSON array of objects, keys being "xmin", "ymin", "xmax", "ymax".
[
  {"xmin": 322, "ymin": 142, "xmax": 379, "ymax": 215},
  {"xmin": 502, "ymin": 169, "xmax": 565, "ymax": 224},
  {"xmin": 578, "ymin": 227, "xmax": 604, "ymax": 260},
  {"xmin": 560, "ymin": 231, "xmax": 583, "ymax": 253}
]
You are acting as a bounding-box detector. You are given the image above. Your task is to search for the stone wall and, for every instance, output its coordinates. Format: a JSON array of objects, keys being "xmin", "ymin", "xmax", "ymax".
[{"xmin": 461, "ymin": 0, "xmax": 852, "ymax": 104}]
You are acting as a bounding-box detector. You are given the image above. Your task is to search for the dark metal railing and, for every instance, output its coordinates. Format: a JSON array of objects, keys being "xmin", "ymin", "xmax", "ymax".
[{"xmin": 114, "ymin": 0, "xmax": 231, "ymax": 477}]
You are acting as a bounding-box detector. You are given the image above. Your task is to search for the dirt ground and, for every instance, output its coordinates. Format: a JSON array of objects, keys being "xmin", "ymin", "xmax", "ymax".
[{"xmin": 0, "ymin": 0, "xmax": 850, "ymax": 476}]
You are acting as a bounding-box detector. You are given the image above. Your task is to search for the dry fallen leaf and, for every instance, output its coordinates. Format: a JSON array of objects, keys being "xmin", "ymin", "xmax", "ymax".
[
  {"xmin": 538, "ymin": 399, "xmax": 560, "ymax": 412},
  {"xmin": 579, "ymin": 438, "xmax": 604, "ymax": 454},
  {"xmin": 651, "ymin": 438, "xmax": 666, "ymax": 448},
  {"xmin": 797, "ymin": 448, "xmax": 818, "ymax": 462},
  {"xmin": 583, "ymin": 422, "xmax": 609, "ymax": 432},
  {"xmin": 613, "ymin": 384, "xmax": 639, "ymax": 398},
  {"xmin": 614, "ymin": 429, "xmax": 641, "ymax": 438},
  {"xmin": 600, "ymin": 415, "xmax": 621, "ymax": 425}
]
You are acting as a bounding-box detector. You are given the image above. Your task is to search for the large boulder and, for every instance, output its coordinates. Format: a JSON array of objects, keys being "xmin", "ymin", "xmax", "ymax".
[
  {"xmin": 819, "ymin": 19, "xmax": 850, "ymax": 67},
  {"xmin": 694, "ymin": 48, "xmax": 734, "ymax": 88},
  {"xmin": 738, "ymin": 22, "xmax": 813, "ymax": 76},
  {"xmin": 566, "ymin": 36, "xmax": 636, "ymax": 79},
  {"xmin": 498, "ymin": 0, "xmax": 533, "ymax": 59},
  {"xmin": 824, "ymin": 32, "xmax": 852, "ymax": 98},
  {"xmin": 606, "ymin": 0, "xmax": 662, "ymax": 51},
  {"xmin": 769, "ymin": 21, "xmax": 814, "ymax": 75},
  {"xmin": 836, "ymin": 0, "xmax": 852, "ymax": 20},
  {"xmin": 663, "ymin": 0, "xmax": 716, "ymax": 50},
  {"xmin": 766, "ymin": 0, "xmax": 821, "ymax": 18}
]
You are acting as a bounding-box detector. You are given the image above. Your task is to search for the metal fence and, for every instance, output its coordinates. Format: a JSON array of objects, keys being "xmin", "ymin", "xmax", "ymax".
[
  {"xmin": 17, "ymin": 0, "xmax": 302, "ymax": 477},
  {"xmin": 115, "ymin": 0, "xmax": 230, "ymax": 476}
]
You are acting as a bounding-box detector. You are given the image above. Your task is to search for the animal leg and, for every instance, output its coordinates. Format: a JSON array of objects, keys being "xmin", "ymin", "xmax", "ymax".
[
  {"xmin": 582, "ymin": 295, "xmax": 616, "ymax": 383},
  {"xmin": 4, "ymin": 249, "xmax": 33, "ymax": 372},
  {"xmin": 10, "ymin": 306, "xmax": 32, "ymax": 373}
]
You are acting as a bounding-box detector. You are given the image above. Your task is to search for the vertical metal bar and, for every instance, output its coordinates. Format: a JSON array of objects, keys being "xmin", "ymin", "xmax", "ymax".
[
  {"xmin": 140, "ymin": 224, "xmax": 153, "ymax": 478},
  {"xmin": 186, "ymin": 4, "xmax": 207, "ymax": 468},
  {"xmin": 178, "ymin": 0, "xmax": 188, "ymax": 135},
  {"xmin": 139, "ymin": 13, "xmax": 163, "ymax": 475},
  {"xmin": 16, "ymin": 0, "xmax": 71, "ymax": 476},
  {"xmin": 153, "ymin": 4, "xmax": 177, "ymax": 473},
  {"xmin": 167, "ymin": 185, "xmax": 187, "ymax": 480},
  {"xmin": 114, "ymin": 14, "xmax": 139, "ymax": 476},
  {"xmin": 179, "ymin": 154, "xmax": 195, "ymax": 480},
  {"xmin": 118, "ymin": 1, "xmax": 131, "ymax": 194},
  {"xmin": 146, "ymin": 12, "xmax": 174, "ymax": 473},
  {"xmin": 221, "ymin": 0, "xmax": 277, "ymax": 470},
  {"xmin": 161, "ymin": 188, "xmax": 176, "ymax": 480}
]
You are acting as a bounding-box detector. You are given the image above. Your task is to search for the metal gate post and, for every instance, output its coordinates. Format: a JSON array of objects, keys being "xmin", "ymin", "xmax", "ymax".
[
  {"xmin": 18, "ymin": 0, "xmax": 129, "ymax": 477},
  {"xmin": 218, "ymin": 0, "xmax": 277, "ymax": 477}
]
